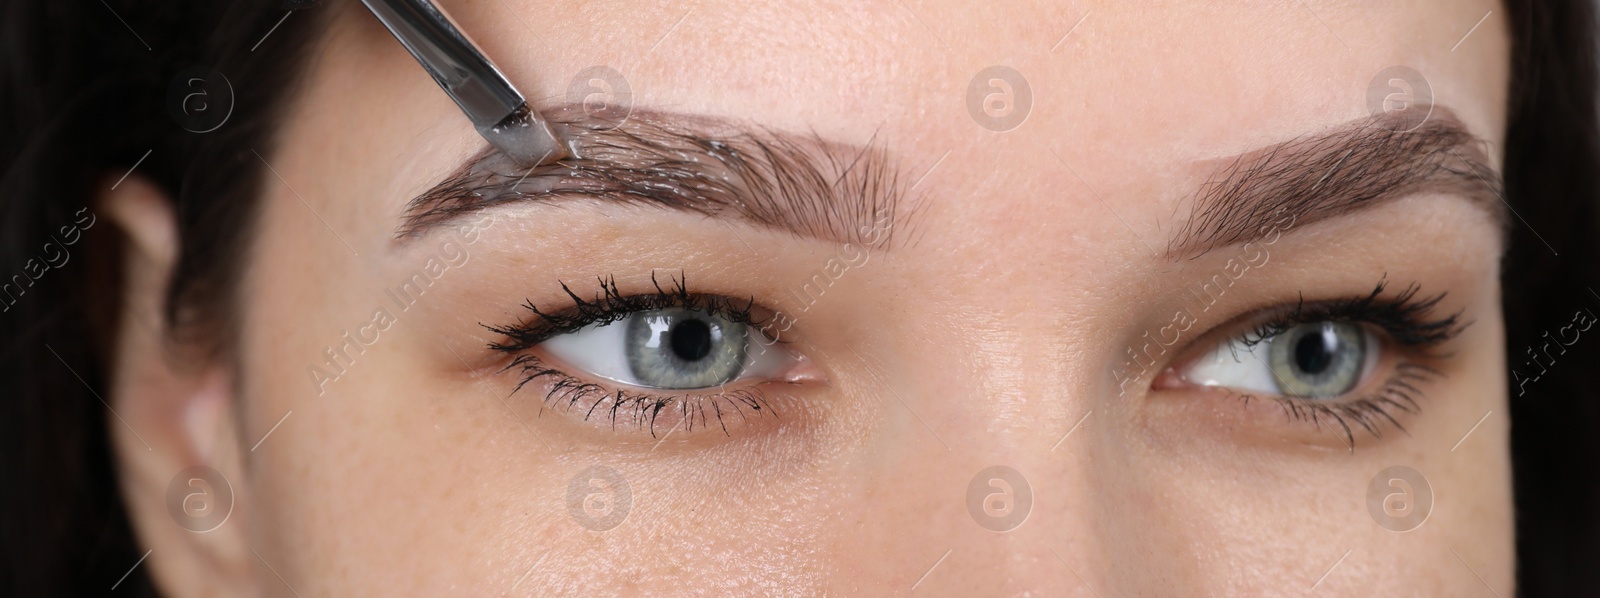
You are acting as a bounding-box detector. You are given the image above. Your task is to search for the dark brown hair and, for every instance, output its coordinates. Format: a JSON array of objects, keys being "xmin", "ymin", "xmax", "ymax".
[
  {"xmin": 0, "ymin": 1, "xmax": 1596, "ymax": 595},
  {"xmin": 0, "ymin": 1, "xmax": 327, "ymax": 594},
  {"xmin": 1502, "ymin": 2, "xmax": 1600, "ymax": 594}
]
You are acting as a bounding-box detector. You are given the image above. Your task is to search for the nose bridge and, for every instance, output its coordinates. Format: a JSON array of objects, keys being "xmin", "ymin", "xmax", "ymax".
[{"xmin": 862, "ymin": 315, "xmax": 1108, "ymax": 595}]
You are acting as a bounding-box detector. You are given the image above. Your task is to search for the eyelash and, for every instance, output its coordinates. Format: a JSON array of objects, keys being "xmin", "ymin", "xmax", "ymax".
[
  {"xmin": 1220, "ymin": 278, "xmax": 1465, "ymax": 447},
  {"xmin": 484, "ymin": 273, "xmax": 1464, "ymax": 445},
  {"xmin": 483, "ymin": 272, "xmax": 781, "ymax": 437}
]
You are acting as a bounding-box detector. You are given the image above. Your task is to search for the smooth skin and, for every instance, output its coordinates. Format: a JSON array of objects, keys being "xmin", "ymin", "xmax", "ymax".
[{"xmin": 104, "ymin": 1, "xmax": 1512, "ymax": 595}]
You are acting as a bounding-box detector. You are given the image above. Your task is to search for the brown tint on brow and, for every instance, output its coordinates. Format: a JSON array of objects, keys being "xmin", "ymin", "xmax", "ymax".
[
  {"xmin": 395, "ymin": 106, "xmax": 906, "ymax": 248},
  {"xmin": 1168, "ymin": 107, "xmax": 1507, "ymax": 259}
]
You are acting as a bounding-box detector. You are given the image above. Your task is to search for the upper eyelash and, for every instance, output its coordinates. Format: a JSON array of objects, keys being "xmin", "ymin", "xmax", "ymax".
[
  {"xmin": 489, "ymin": 274, "xmax": 1464, "ymax": 443},
  {"xmin": 483, "ymin": 271, "xmax": 764, "ymax": 353},
  {"xmin": 1240, "ymin": 277, "xmax": 1466, "ymax": 349},
  {"xmin": 1218, "ymin": 277, "xmax": 1465, "ymax": 448}
]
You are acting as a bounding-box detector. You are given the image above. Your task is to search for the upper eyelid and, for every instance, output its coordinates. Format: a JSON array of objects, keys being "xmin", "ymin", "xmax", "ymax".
[{"xmin": 1169, "ymin": 279, "xmax": 1465, "ymax": 350}]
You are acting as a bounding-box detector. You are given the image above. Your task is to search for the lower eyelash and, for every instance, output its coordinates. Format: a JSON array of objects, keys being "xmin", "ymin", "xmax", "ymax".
[
  {"xmin": 503, "ymin": 353, "xmax": 775, "ymax": 437},
  {"xmin": 1205, "ymin": 278, "xmax": 1462, "ymax": 448},
  {"xmin": 1236, "ymin": 363, "xmax": 1437, "ymax": 448}
]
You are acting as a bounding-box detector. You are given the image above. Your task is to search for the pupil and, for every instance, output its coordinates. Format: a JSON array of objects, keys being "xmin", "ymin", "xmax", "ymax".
[
  {"xmin": 669, "ymin": 319, "xmax": 713, "ymax": 361},
  {"xmin": 1294, "ymin": 326, "xmax": 1337, "ymax": 375}
]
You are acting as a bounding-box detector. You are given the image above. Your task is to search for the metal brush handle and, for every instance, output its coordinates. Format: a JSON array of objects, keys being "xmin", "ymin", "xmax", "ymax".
[{"xmin": 361, "ymin": 0, "xmax": 566, "ymax": 165}]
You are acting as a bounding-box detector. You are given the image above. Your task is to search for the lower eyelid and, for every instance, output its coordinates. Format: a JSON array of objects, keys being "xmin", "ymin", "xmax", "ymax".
[
  {"xmin": 500, "ymin": 352, "xmax": 789, "ymax": 437},
  {"xmin": 1154, "ymin": 343, "xmax": 1441, "ymax": 450},
  {"xmin": 1256, "ymin": 361, "xmax": 1436, "ymax": 446},
  {"xmin": 1276, "ymin": 362, "xmax": 1436, "ymax": 444}
]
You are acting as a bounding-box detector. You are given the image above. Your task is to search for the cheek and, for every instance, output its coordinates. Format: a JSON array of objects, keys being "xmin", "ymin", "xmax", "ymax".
[
  {"xmin": 1087, "ymin": 416, "xmax": 1512, "ymax": 595},
  {"xmin": 240, "ymin": 287, "xmax": 850, "ymax": 592},
  {"xmin": 238, "ymin": 205, "xmax": 471, "ymax": 590}
]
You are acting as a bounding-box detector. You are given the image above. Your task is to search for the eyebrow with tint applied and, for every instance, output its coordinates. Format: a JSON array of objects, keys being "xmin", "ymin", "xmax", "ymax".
[
  {"xmin": 1168, "ymin": 107, "xmax": 1508, "ymax": 259},
  {"xmin": 395, "ymin": 107, "xmax": 911, "ymax": 249},
  {"xmin": 396, "ymin": 106, "xmax": 1506, "ymax": 270}
]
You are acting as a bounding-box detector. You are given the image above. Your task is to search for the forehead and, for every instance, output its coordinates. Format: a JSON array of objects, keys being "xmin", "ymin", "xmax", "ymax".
[
  {"xmin": 287, "ymin": 0, "xmax": 1507, "ymax": 249},
  {"xmin": 425, "ymin": 1, "xmax": 1507, "ymax": 139}
]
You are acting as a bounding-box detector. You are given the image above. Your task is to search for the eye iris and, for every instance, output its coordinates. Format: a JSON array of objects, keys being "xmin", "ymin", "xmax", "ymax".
[
  {"xmin": 670, "ymin": 319, "xmax": 713, "ymax": 361},
  {"xmin": 1267, "ymin": 322, "xmax": 1367, "ymax": 398},
  {"xmin": 624, "ymin": 308, "xmax": 748, "ymax": 389}
]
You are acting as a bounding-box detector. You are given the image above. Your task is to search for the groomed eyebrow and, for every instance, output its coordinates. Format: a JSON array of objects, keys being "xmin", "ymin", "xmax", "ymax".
[
  {"xmin": 1167, "ymin": 107, "xmax": 1507, "ymax": 259},
  {"xmin": 396, "ymin": 107, "xmax": 904, "ymax": 248}
]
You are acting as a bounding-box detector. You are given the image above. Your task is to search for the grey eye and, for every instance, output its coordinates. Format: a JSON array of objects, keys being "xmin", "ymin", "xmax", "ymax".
[
  {"xmin": 1265, "ymin": 322, "xmax": 1369, "ymax": 398},
  {"xmin": 623, "ymin": 308, "xmax": 749, "ymax": 389},
  {"xmin": 539, "ymin": 305, "xmax": 799, "ymax": 391},
  {"xmin": 1180, "ymin": 320, "xmax": 1379, "ymax": 399}
]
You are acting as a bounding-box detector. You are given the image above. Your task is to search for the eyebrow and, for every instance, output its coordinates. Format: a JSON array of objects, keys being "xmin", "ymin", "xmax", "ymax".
[
  {"xmin": 395, "ymin": 107, "xmax": 905, "ymax": 248},
  {"xmin": 1167, "ymin": 107, "xmax": 1507, "ymax": 259}
]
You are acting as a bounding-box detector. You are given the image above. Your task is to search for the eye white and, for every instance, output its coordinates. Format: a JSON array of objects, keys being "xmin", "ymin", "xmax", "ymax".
[{"xmin": 1182, "ymin": 337, "xmax": 1283, "ymax": 395}]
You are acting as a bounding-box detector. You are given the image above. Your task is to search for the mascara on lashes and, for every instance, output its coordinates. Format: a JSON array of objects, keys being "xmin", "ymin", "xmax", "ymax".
[
  {"xmin": 1184, "ymin": 278, "xmax": 1467, "ymax": 446},
  {"xmin": 482, "ymin": 273, "xmax": 783, "ymax": 437}
]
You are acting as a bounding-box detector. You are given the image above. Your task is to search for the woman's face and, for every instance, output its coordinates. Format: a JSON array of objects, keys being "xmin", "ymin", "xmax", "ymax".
[{"xmin": 126, "ymin": 0, "xmax": 1516, "ymax": 594}]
